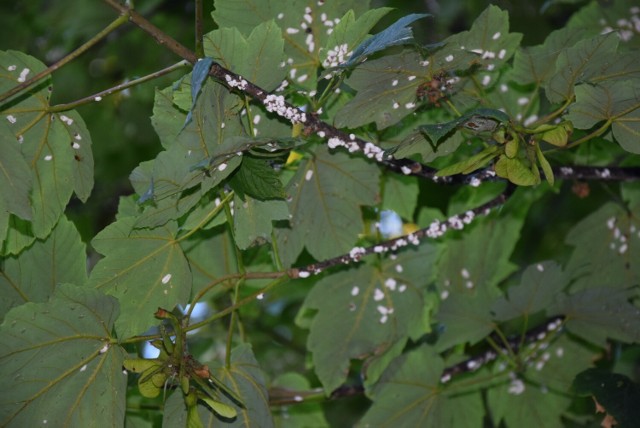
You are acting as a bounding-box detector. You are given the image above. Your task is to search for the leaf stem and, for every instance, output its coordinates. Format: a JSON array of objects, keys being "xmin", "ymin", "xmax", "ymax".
[
  {"xmin": 225, "ymin": 277, "xmax": 244, "ymax": 368},
  {"xmin": 270, "ymin": 230, "xmax": 284, "ymax": 272},
  {"xmin": 530, "ymin": 96, "xmax": 573, "ymax": 128},
  {"xmin": 103, "ymin": 0, "xmax": 198, "ymax": 64},
  {"xmin": 0, "ymin": 13, "xmax": 130, "ymax": 104},
  {"xmin": 48, "ymin": 60, "xmax": 189, "ymax": 112},
  {"xmin": 314, "ymin": 74, "xmax": 345, "ymax": 110},
  {"xmin": 186, "ymin": 275, "xmax": 290, "ymax": 332},
  {"xmin": 565, "ymin": 119, "xmax": 613, "ymax": 149},
  {"xmin": 177, "ymin": 191, "xmax": 234, "ymax": 242},
  {"xmin": 186, "ymin": 274, "xmax": 243, "ymax": 321}
]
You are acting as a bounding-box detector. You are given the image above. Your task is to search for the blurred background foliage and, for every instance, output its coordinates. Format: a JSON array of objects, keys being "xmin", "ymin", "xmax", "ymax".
[{"xmin": 0, "ymin": 0, "xmax": 588, "ymax": 241}]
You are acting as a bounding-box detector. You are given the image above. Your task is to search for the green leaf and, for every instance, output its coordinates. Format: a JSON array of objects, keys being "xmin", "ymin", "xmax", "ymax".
[
  {"xmin": 151, "ymin": 87, "xmax": 186, "ymax": 150},
  {"xmin": 302, "ymin": 244, "xmax": 437, "ymax": 393},
  {"xmin": 184, "ymin": 57, "xmax": 215, "ymax": 128},
  {"xmin": 130, "ymin": 152, "xmax": 214, "ymax": 229},
  {"xmin": 359, "ymin": 345, "xmax": 484, "ymax": 427},
  {"xmin": 163, "ymin": 391, "xmax": 221, "ymax": 428},
  {"xmin": 535, "ymin": 144, "xmax": 554, "ymax": 186},
  {"xmin": 179, "ymin": 192, "xmax": 226, "ymax": 231},
  {"xmin": 229, "ymin": 156, "xmax": 286, "ymax": 200},
  {"xmin": 88, "ymin": 217, "xmax": 191, "ymax": 339},
  {"xmin": 435, "ymin": 197, "xmax": 533, "ymax": 349},
  {"xmin": 0, "ymin": 120, "xmax": 32, "ymax": 230},
  {"xmin": 0, "ymin": 284, "xmax": 125, "ymax": 427},
  {"xmin": 132, "ymin": 79, "xmax": 244, "ymax": 228},
  {"xmin": 494, "ymin": 155, "xmax": 539, "ymax": 186},
  {"xmin": 487, "ymin": 335, "xmax": 597, "ymax": 428},
  {"xmin": 382, "ymin": 174, "xmax": 418, "ymax": 220},
  {"xmin": 564, "ymin": 1, "xmax": 640, "ymax": 49},
  {"xmin": 545, "ymin": 33, "xmax": 618, "ymax": 103},
  {"xmin": 491, "ymin": 261, "xmax": 566, "ymax": 321},
  {"xmin": 435, "ymin": 145, "xmax": 500, "ymax": 177},
  {"xmin": 566, "ymin": 80, "xmax": 640, "ymax": 154},
  {"xmin": 453, "ymin": 4, "xmax": 522, "ymax": 61},
  {"xmin": 322, "ymin": 7, "xmax": 393, "ymax": 69},
  {"xmin": 138, "ymin": 365, "xmax": 167, "ymax": 399},
  {"xmin": 549, "ymin": 287, "xmax": 640, "ymax": 346},
  {"xmin": 572, "ymin": 369, "xmax": 640, "ymax": 427},
  {"xmin": 198, "ymin": 396, "xmax": 237, "ymax": 419},
  {"xmin": 0, "ymin": 51, "xmax": 94, "ymax": 253},
  {"xmin": 336, "ymin": 4, "xmax": 521, "ymax": 130},
  {"xmin": 530, "ymin": 122, "xmax": 573, "ymax": 146},
  {"xmin": 435, "ymin": 285, "xmax": 498, "ymax": 351},
  {"xmin": 443, "ymin": 4, "xmax": 522, "ymax": 82},
  {"xmin": 204, "ymin": 21, "xmax": 285, "ymax": 91},
  {"xmin": 210, "ymin": 344, "xmax": 273, "ymax": 427},
  {"xmin": 271, "ymin": 373, "xmax": 329, "ymax": 427},
  {"xmin": 564, "ymin": 202, "xmax": 640, "ymax": 290},
  {"xmin": 437, "ymin": 194, "xmax": 529, "ymax": 291},
  {"xmin": 212, "ymin": 0, "xmax": 370, "ymax": 90},
  {"xmin": 525, "ymin": 334, "xmax": 598, "ymax": 395},
  {"xmin": 0, "ymin": 216, "xmax": 88, "ymax": 321},
  {"xmin": 335, "ymin": 50, "xmax": 428, "ymax": 129},
  {"xmin": 275, "ymin": 145, "xmax": 380, "ymax": 266},
  {"xmin": 341, "ymin": 14, "xmax": 429, "ymax": 68},
  {"xmin": 180, "ymin": 227, "xmax": 238, "ymax": 296},
  {"xmin": 123, "ymin": 358, "xmax": 163, "ymax": 374},
  {"xmin": 233, "ymin": 195, "xmax": 288, "ymax": 250},
  {"xmin": 511, "ymin": 26, "xmax": 589, "ymax": 86}
]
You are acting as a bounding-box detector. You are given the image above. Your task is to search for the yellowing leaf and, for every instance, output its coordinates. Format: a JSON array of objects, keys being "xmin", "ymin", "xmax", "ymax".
[
  {"xmin": 123, "ymin": 358, "xmax": 163, "ymax": 374},
  {"xmin": 494, "ymin": 155, "xmax": 539, "ymax": 186},
  {"xmin": 199, "ymin": 396, "xmax": 237, "ymax": 419},
  {"xmin": 139, "ymin": 366, "xmax": 168, "ymax": 398}
]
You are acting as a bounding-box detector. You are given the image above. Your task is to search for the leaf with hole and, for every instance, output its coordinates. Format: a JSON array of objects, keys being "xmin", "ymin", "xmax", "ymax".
[{"xmin": 572, "ymin": 368, "xmax": 640, "ymax": 428}]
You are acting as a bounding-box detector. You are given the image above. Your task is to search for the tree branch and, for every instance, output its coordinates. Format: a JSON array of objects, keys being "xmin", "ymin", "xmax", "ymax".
[
  {"xmin": 288, "ymin": 187, "xmax": 512, "ymax": 279},
  {"xmin": 269, "ymin": 315, "xmax": 566, "ymax": 405},
  {"xmin": 101, "ymin": 0, "xmax": 640, "ymax": 187}
]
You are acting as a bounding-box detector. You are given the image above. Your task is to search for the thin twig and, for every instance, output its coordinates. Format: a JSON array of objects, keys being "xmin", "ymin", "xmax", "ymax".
[
  {"xmin": 49, "ymin": 60, "xmax": 189, "ymax": 112},
  {"xmin": 0, "ymin": 14, "xmax": 130, "ymax": 105}
]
